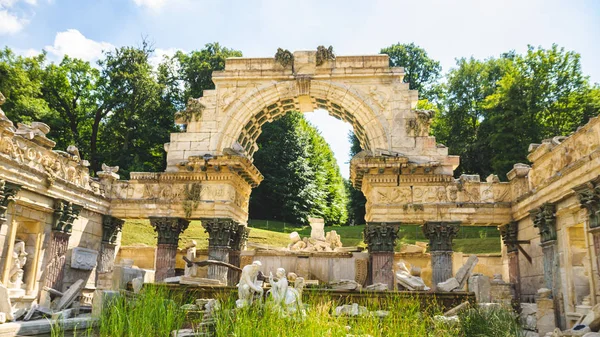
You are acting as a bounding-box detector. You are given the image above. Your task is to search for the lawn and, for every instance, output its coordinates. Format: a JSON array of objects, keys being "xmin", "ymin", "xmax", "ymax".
[{"xmin": 121, "ymin": 219, "xmax": 502, "ymax": 254}]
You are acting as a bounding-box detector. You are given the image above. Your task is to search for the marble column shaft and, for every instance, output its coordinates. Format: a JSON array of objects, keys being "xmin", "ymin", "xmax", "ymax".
[
  {"xmin": 363, "ymin": 222, "xmax": 399, "ymax": 288},
  {"xmin": 150, "ymin": 217, "xmax": 189, "ymax": 282},
  {"xmin": 422, "ymin": 221, "xmax": 460, "ymax": 290}
]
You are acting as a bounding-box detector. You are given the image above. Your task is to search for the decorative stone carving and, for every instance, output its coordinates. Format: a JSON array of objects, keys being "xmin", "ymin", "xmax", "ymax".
[
  {"xmin": 499, "ymin": 221, "xmax": 519, "ymax": 253},
  {"xmin": 355, "ymin": 258, "xmax": 368, "ymax": 286},
  {"xmin": 531, "ymin": 203, "xmax": 557, "ymax": 243},
  {"xmin": 309, "ymin": 217, "xmax": 325, "ymax": 240},
  {"xmin": 422, "ymin": 221, "xmax": 460, "ymax": 252},
  {"xmin": 8, "ymin": 240, "xmax": 27, "ymax": 291},
  {"xmin": 231, "ymin": 225, "xmax": 250, "ymax": 251},
  {"xmin": 363, "ymin": 222, "xmax": 400, "ymax": 252},
  {"xmin": 97, "ymin": 163, "xmax": 120, "ymax": 181},
  {"xmin": 150, "ymin": 217, "xmax": 190, "ymax": 246},
  {"xmin": 201, "ymin": 218, "xmax": 238, "ymax": 248},
  {"xmin": 288, "ymin": 232, "xmax": 307, "ymax": 251},
  {"xmin": 70, "ymin": 247, "xmax": 98, "ymax": 271},
  {"xmin": 102, "ymin": 215, "xmax": 124, "ymax": 244},
  {"xmin": 574, "ymin": 177, "xmax": 600, "ymax": 229},
  {"xmin": 52, "ymin": 200, "xmax": 83, "ymax": 234},
  {"xmin": 267, "ymin": 267, "xmax": 305, "ymax": 316},
  {"xmin": 0, "ymin": 180, "xmax": 20, "ymax": 225}
]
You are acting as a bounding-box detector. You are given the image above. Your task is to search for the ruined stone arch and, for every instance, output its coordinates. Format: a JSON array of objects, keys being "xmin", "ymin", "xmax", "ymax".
[{"xmin": 216, "ymin": 79, "xmax": 389, "ymax": 159}]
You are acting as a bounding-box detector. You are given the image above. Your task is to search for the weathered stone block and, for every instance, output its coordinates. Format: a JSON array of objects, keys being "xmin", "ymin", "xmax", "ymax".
[{"xmin": 70, "ymin": 247, "xmax": 98, "ymax": 270}]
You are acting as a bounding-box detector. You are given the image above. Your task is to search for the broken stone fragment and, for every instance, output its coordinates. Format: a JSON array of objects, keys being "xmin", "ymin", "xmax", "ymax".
[{"xmin": 436, "ymin": 277, "xmax": 459, "ymax": 292}]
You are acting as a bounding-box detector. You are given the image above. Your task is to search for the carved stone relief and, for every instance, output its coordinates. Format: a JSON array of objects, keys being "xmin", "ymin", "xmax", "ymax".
[{"xmin": 70, "ymin": 247, "xmax": 98, "ymax": 271}]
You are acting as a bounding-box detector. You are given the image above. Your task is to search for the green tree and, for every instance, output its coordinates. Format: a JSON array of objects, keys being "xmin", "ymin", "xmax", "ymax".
[
  {"xmin": 40, "ymin": 56, "xmax": 100, "ymax": 157},
  {"xmin": 176, "ymin": 43, "xmax": 242, "ymax": 101},
  {"xmin": 346, "ymin": 132, "xmax": 366, "ymax": 225},
  {"xmin": 250, "ymin": 112, "xmax": 348, "ymax": 226},
  {"xmin": 0, "ymin": 48, "xmax": 50, "ymax": 124},
  {"xmin": 482, "ymin": 45, "xmax": 596, "ymax": 176},
  {"xmin": 380, "ymin": 43, "xmax": 442, "ymax": 101},
  {"xmin": 97, "ymin": 43, "xmax": 175, "ymax": 176}
]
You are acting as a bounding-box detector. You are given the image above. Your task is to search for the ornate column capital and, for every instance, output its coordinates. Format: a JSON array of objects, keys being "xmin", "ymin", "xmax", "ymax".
[
  {"xmin": 52, "ymin": 199, "xmax": 83, "ymax": 234},
  {"xmin": 363, "ymin": 222, "xmax": 400, "ymax": 252},
  {"xmin": 0, "ymin": 180, "xmax": 20, "ymax": 224},
  {"xmin": 499, "ymin": 221, "xmax": 519, "ymax": 253},
  {"xmin": 102, "ymin": 215, "xmax": 125, "ymax": 244},
  {"xmin": 150, "ymin": 217, "xmax": 189, "ymax": 246},
  {"xmin": 422, "ymin": 221, "xmax": 460, "ymax": 252},
  {"xmin": 530, "ymin": 203, "xmax": 556, "ymax": 243},
  {"xmin": 201, "ymin": 218, "xmax": 239, "ymax": 248},
  {"xmin": 231, "ymin": 224, "xmax": 250, "ymax": 251},
  {"xmin": 573, "ymin": 176, "xmax": 600, "ymax": 229}
]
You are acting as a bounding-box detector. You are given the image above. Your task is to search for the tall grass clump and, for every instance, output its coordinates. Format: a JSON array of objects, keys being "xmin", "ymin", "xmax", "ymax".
[
  {"xmin": 98, "ymin": 286, "xmax": 187, "ymax": 337},
  {"xmin": 213, "ymin": 293, "xmax": 524, "ymax": 337}
]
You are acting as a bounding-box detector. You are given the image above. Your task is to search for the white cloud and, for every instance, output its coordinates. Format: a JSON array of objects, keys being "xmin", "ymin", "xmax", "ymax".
[
  {"xmin": 149, "ymin": 47, "xmax": 181, "ymax": 70},
  {"xmin": 0, "ymin": 9, "xmax": 27, "ymax": 35},
  {"xmin": 132, "ymin": 0, "xmax": 167, "ymax": 10},
  {"xmin": 45, "ymin": 29, "xmax": 114, "ymax": 62},
  {"xmin": 13, "ymin": 47, "xmax": 40, "ymax": 57}
]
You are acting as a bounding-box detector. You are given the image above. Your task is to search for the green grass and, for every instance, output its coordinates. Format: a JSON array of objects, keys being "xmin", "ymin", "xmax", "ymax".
[{"xmin": 121, "ymin": 219, "xmax": 502, "ymax": 254}]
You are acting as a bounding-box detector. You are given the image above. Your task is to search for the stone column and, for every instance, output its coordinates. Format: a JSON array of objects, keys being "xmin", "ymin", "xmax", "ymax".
[
  {"xmin": 422, "ymin": 221, "xmax": 460, "ymax": 289},
  {"xmin": 228, "ymin": 224, "xmax": 250, "ymax": 286},
  {"xmin": 0, "ymin": 180, "xmax": 20, "ymax": 273},
  {"xmin": 202, "ymin": 218, "xmax": 239, "ymax": 285},
  {"xmin": 363, "ymin": 222, "xmax": 400, "ymax": 289},
  {"xmin": 574, "ymin": 177, "xmax": 600, "ymax": 274},
  {"xmin": 500, "ymin": 221, "xmax": 521, "ymax": 302},
  {"xmin": 531, "ymin": 203, "xmax": 565, "ymax": 330},
  {"xmin": 96, "ymin": 215, "xmax": 124, "ymax": 289},
  {"xmin": 150, "ymin": 217, "xmax": 189, "ymax": 282},
  {"xmin": 44, "ymin": 200, "xmax": 82, "ymax": 291}
]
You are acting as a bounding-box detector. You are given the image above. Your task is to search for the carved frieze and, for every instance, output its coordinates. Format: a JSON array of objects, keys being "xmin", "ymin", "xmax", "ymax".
[
  {"xmin": 201, "ymin": 218, "xmax": 239, "ymax": 248},
  {"xmin": 0, "ymin": 133, "xmax": 91, "ymax": 190},
  {"xmin": 573, "ymin": 176, "xmax": 600, "ymax": 229},
  {"xmin": 102, "ymin": 215, "xmax": 124, "ymax": 244},
  {"xmin": 499, "ymin": 221, "xmax": 519, "ymax": 253},
  {"xmin": 422, "ymin": 221, "xmax": 460, "ymax": 252},
  {"xmin": 363, "ymin": 222, "xmax": 400, "ymax": 252},
  {"xmin": 52, "ymin": 199, "xmax": 83, "ymax": 234},
  {"xmin": 70, "ymin": 247, "xmax": 98, "ymax": 271},
  {"xmin": 150, "ymin": 217, "xmax": 190, "ymax": 246},
  {"xmin": 0, "ymin": 180, "xmax": 20, "ymax": 224},
  {"xmin": 530, "ymin": 203, "xmax": 557, "ymax": 243}
]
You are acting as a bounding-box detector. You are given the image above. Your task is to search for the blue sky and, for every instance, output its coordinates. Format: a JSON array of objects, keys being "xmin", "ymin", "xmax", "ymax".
[{"xmin": 1, "ymin": 0, "xmax": 599, "ymax": 178}]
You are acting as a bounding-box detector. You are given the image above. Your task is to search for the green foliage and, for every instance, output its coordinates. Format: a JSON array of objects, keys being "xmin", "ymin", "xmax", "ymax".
[
  {"xmin": 274, "ymin": 48, "xmax": 294, "ymax": 68},
  {"xmin": 249, "ymin": 112, "xmax": 348, "ymax": 226},
  {"xmin": 381, "ymin": 43, "xmax": 442, "ymax": 101},
  {"xmin": 434, "ymin": 44, "xmax": 599, "ymax": 178},
  {"xmin": 346, "ymin": 131, "xmax": 366, "ymax": 225},
  {"xmin": 458, "ymin": 306, "xmax": 523, "ymax": 337},
  {"xmin": 175, "ymin": 43, "xmax": 242, "ymax": 101}
]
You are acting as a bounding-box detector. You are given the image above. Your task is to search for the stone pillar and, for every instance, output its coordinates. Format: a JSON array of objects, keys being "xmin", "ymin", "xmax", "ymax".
[
  {"xmin": 96, "ymin": 215, "xmax": 124, "ymax": 289},
  {"xmin": 202, "ymin": 218, "xmax": 238, "ymax": 285},
  {"xmin": 531, "ymin": 203, "xmax": 565, "ymax": 330},
  {"xmin": 363, "ymin": 222, "xmax": 399, "ymax": 288},
  {"xmin": 500, "ymin": 221, "xmax": 521, "ymax": 302},
  {"xmin": 574, "ymin": 177, "xmax": 600, "ymax": 275},
  {"xmin": 150, "ymin": 217, "xmax": 189, "ymax": 282},
  {"xmin": 0, "ymin": 180, "xmax": 20, "ymax": 278},
  {"xmin": 422, "ymin": 221, "xmax": 460, "ymax": 289},
  {"xmin": 228, "ymin": 225, "xmax": 250, "ymax": 286},
  {"xmin": 44, "ymin": 200, "xmax": 82, "ymax": 291}
]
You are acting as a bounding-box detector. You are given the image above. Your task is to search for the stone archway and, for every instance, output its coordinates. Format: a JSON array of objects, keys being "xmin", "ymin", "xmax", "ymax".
[{"xmin": 106, "ymin": 50, "xmax": 513, "ymax": 286}]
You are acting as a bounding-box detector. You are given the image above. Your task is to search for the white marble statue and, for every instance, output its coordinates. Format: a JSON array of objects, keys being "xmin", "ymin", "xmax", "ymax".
[
  {"xmin": 184, "ymin": 240, "xmax": 197, "ymax": 277},
  {"xmin": 236, "ymin": 261, "xmax": 263, "ymax": 308},
  {"xmin": 267, "ymin": 267, "xmax": 305, "ymax": 316},
  {"xmin": 9, "ymin": 240, "xmax": 27, "ymax": 290}
]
